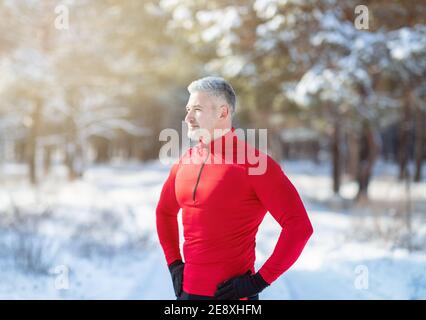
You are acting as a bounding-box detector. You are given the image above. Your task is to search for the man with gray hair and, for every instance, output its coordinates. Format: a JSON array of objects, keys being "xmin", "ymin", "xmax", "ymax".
[
  {"xmin": 185, "ymin": 76, "xmax": 236, "ymax": 143},
  {"xmin": 156, "ymin": 76, "xmax": 313, "ymax": 300}
]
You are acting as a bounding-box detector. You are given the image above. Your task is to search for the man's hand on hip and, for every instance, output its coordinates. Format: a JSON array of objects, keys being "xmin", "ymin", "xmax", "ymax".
[{"xmin": 214, "ymin": 270, "xmax": 269, "ymax": 300}]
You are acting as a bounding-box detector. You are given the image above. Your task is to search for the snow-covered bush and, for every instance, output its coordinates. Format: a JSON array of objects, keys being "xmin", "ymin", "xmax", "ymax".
[{"xmin": 0, "ymin": 205, "xmax": 59, "ymax": 275}]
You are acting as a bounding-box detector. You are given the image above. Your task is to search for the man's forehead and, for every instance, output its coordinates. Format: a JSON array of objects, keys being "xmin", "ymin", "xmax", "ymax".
[
  {"xmin": 187, "ymin": 91, "xmax": 220, "ymax": 108},
  {"xmin": 188, "ymin": 91, "xmax": 210, "ymax": 103}
]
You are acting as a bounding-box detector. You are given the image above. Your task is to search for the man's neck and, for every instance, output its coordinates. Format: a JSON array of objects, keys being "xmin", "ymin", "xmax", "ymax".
[{"xmin": 201, "ymin": 127, "xmax": 231, "ymax": 144}]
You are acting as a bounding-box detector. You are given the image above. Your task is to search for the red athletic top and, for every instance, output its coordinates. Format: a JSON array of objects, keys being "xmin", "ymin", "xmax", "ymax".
[{"xmin": 156, "ymin": 128, "xmax": 313, "ymax": 296}]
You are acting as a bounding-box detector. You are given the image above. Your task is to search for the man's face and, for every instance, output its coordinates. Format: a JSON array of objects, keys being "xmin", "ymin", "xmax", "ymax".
[{"xmin": 185, "ymin": 91, "xmax": 221, "ymax": 142}]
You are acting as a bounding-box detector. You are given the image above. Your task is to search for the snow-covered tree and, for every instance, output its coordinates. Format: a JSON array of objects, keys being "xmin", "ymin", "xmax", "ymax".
[{"xmin": 161, "ymin": 0, "xmax": 426, "ymax": 198}]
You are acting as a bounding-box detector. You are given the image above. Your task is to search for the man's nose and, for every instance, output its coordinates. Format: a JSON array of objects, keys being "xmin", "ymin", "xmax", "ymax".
[{"xmin": 185, "ymin": 110, "xmax": 194, "ymax": 123}]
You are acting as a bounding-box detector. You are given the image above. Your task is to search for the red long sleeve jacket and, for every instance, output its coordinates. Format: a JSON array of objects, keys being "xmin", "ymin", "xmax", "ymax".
[{"xmin": 156, "ymin": 128, "xmax": 313, "ymax": 296}]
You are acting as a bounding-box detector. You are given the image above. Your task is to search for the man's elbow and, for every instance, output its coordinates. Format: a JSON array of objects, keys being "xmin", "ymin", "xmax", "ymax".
[
  {"xmin": 304, "ymin": 219, "xmax": 314, "ymax": 241},
  {"xmin": 295, "ymin": 216, "xmax": 313, "ymax": 242}
]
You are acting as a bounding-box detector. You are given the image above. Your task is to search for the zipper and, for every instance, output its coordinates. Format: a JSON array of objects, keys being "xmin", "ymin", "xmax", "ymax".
[{"xmin": 192, "ymin": 147, "xmax": 210, "ymax": 202}]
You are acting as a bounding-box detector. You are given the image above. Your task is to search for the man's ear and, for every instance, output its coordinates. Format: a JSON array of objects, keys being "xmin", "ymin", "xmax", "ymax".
[{"xmin": 219, "ymin": 104, "xmax": 229, "ymax": 119}]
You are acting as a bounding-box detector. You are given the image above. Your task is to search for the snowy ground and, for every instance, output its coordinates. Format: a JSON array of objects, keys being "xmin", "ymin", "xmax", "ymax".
[{"xmin": 0, "ymin": 160, "xmax": 425, "ymax": 299}]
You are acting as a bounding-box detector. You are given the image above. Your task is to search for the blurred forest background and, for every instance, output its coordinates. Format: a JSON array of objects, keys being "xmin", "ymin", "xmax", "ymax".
[
  {"xmin": 0, "ymin": 0, "xmax": 425, "ymax": 299},
  {"xmin": 1, "ymin": 0, "xmax": 425, "ymax": 196}
]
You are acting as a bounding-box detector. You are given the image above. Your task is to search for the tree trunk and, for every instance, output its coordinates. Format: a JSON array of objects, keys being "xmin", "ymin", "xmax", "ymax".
[
  {"xmin": 94, "ymin": 137, "xmax": 110, "ymax": 163},
  {"xmin": 398, "ymin": 92, "xmax": 412, "ymax": 180},
  {"xmin": 347, "ymin": 130, "xmax": 359, "ymax": 180},
  {"xmin": 27, "ymin": 98, "xmax": 42, "ymax": 185},
  {"xmin": 64, "ymin": 114, "xmax": 80, "ymax": 181},
  {"xmin": 332, "ymin": 117, "xmax": 341, "ymax": 194},
  {"xmin": 356, "ymin": 121, "xmax": 380, "ymax": 202},
  {"xmin": 43, "ymin": 145, "xmax": 52, "ymax": 176},
  {"xmin": 64, "ymin": 87, "xmax": 85, "ymax": 180},
  {"xmin": 65, "ymin": 142, "xmax": 77, "ymax": 181},
  {"xmin": 414, "ymin": 107, "xmax": 424, "ymax": 182}
]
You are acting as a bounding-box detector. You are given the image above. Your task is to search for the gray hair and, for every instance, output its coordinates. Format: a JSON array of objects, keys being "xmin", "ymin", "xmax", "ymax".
[{"xmin": 187, "ymin": 76, "xmax": 236, "ymax": 115}]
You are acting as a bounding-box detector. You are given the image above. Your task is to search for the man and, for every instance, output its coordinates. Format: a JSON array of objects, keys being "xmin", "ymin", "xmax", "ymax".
[{"xmin": 156, "ymin": 76, "xmax": 313, "ymax": 300}]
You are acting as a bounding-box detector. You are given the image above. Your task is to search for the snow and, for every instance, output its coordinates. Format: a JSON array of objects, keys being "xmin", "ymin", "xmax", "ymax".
[
  {"xmin": 289, "ymin": 11, "xmax": 426, "ymax": 118},
  {"xmin": 292, "ymin": 65, "xmax": 364, "ymax": 107},
  {"xmin": 263, "ymin": 231, "xmax": 426, "ymax": 299},
  {"xmin": 253, "ymin": 0, "xmax": 279, "ymax": 20},
  {"xmin": 172, "ymin": 5, "xmax": 191, "ymax": 22},
  {"xmin": 7, "ymin": 48, "xmax": 55, "ymax": 84},
  {"xmin": 388, "ymin": 27, "xmax": 426, "ymax": 61},
  {"xmin": 196, "ymin": 7, "xmax": 241, "ymax": 47},
  {"xmin": 0, "ymin": 160, "xmax": 425, "ymax": 299}
]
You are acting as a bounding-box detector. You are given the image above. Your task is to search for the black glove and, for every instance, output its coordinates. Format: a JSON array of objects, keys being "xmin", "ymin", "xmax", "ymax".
[
  {"xmin": 168, "ymin": 260, "xmax": 185, "ymax": 298},
  {"xmin": 214, "ymin": 270, "xmax": 269, "ymax": 300}
]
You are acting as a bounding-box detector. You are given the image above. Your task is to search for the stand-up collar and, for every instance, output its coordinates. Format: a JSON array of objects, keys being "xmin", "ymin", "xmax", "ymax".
[{"xmin": 196, "ymin": 127, "xmax": 236, "ymax": 151}]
